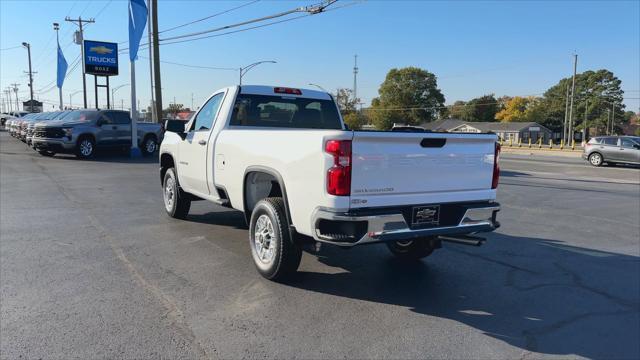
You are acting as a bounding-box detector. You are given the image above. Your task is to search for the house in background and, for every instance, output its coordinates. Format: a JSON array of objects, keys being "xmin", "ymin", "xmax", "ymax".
[{"xmin": 422, "ymin": 119, "xmax": 553, "ymax": 143}]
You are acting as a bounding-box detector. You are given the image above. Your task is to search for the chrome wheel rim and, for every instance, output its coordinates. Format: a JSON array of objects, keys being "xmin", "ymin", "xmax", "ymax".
[
  {"xmin": 80, "ymin": 140, "xmax": 93, "ymax": 156},
  {"xmin": 590, "ymin": 154, "xmax": 601, "ymax": 165},
  {"xmin": 254, "ymin": 214, "xmax": 276, "ymax": 264},
  {"xmin": 396, "ymin": 240, "xmax": 413, "ymax": 247},
  {"xmin": 145, "ymin": 139, "xmax": 156, "ymax": 153},
  {"xmin": 164, "ymin": 176, "xmax": 175, "ymax": 211}
]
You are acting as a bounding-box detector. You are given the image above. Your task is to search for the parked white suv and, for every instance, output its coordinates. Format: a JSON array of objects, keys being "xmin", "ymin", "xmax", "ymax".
[{"xmin": 160, "ymin": 85, "xmax": 501, "ymax": 280}]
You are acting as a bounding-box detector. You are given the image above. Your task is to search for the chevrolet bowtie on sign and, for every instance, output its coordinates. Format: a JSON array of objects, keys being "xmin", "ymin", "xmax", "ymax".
[{"xmin": 83, "ymin": 40, "xmax": 118, "ymax": 76}]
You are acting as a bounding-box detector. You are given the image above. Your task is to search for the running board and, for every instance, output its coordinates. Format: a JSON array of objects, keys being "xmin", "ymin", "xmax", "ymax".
[{"xmin": 438, "ymin": 234, "xmax": 486, "ymax": 246}]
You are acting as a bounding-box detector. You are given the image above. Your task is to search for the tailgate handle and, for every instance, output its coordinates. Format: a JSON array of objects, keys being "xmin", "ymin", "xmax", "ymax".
[{"xmin": 420, "ymin": 138, "xmax": 446, "ymax": 148}]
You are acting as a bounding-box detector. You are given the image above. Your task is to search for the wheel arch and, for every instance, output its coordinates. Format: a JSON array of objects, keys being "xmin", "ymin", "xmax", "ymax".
[
  {"xmin": 160, "ymin": 152, "xmax": 175, "ymax": 185},
  {"xmin": 243, "ymin": 166, "xmax": 293, "ymax": 229}
]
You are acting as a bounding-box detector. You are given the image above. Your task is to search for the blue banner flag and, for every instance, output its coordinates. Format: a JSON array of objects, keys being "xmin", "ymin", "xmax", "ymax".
[
  {"xmin": 128, "ymin": 0, "xmax": 148, "ymax": 61},
  {"xmin": 56, "ymin": 42, "xmax": 68, "ymax": 88}
]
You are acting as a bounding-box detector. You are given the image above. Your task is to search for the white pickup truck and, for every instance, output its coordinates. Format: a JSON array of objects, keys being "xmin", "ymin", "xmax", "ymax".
[{"xmin": 160, "ymin": 85, "xmax": 501, "ymax": 280}]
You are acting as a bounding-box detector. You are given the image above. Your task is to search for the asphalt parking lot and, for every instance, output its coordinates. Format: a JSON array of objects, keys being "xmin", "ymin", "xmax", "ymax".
[{"xmin": 1, "ymin": 130, "xmax": 639, "ymax": 359}]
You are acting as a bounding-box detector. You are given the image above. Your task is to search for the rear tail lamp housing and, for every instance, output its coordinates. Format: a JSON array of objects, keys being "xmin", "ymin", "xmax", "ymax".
[
  {"xmin": 492, "ymin": 142, "xmax": 500, "ymax": 189},
  {"xmin": 325, "ymin": 140, "xmax": 352, "ymax": 196}
]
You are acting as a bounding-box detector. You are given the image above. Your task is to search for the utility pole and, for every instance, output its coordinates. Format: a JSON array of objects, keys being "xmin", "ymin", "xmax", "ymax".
[
  {"xmin": 65, "ymin": 16, "xmax": 95, "ymax": 109},
  {"xmin": 21, "ymin": 42, "xmax": 34, "ymax": 112},
  {"xmin": 151, "ymin": 0, "xmax": 163, "ymax": 123},
  {"xmin": 5, "ymin": 89, "xmax": 13, "ymax": 113},
  {"xmin": 567, "ymin": 54, "xmax": 578, "ymax": 145},
  {"xmin": 607, "ymin": 109, "xmax": 611, "ymax": 135},
  {"xmin": 583, "ymin": 98, "xmax": 588, "ymax": 139},
  {"xmin": 611, "ymin": 102, "xmax": 616, "ymax": 135},
  {"xmin": 353, "ymin": 54, "xmax": 358, "ymax": 102},
  {"xmin": 562, "ymin": 83, "xmax": 570, "ymax": 143},
  {"xmin": 10, "ymin": 83, "xmax": 20, "ymax": 111},
  {"xmin": 191, "ymin": 93, "xmax": 194, "ymax": 110}
]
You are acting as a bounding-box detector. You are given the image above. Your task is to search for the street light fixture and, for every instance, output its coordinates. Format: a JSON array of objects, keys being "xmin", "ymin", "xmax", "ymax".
[
  {"xmin": 22, "ymin": 42, "xmax": 34, "ymax": 112},
  {"xmin": 111, "ymin": 84, "xmax": 130, "ymax": 109},
  {"xmin": 239, "ymin": 61, "xmax": 276, "ymax": 85},
  {"xmin": 69, "ymin": 90, "xmax": 83, "ymax": 109},
  {"xmin": 308, "ymin": 83, "xmax": 327, "ymax": 92}
]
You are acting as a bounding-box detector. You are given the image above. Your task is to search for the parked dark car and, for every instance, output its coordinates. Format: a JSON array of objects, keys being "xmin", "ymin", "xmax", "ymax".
[
  {"xmin": 31, "ymin": 109, "xmax": 163, "ymax": 158},
  {"xmin": 583, "ymin": 136, "xmax": 640, "ymax": 166}
]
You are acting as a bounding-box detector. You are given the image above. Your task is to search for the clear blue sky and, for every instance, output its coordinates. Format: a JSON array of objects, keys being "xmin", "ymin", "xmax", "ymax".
[{"xmin": 1, "ymin": 0, "xmax": 639, "ymax": 112}]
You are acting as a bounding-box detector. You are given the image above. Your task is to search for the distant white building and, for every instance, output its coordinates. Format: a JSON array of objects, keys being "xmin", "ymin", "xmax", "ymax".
[{"xmin": 422, "ymin": 119, "xmax": 553, "ymax": 143}]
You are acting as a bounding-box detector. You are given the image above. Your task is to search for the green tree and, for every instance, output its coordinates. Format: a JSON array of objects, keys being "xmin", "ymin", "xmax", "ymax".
[
  {"xmin": 495, "ymin": 96, "xmax": 543, "ymax": 122},
  {"xmin": 446, "ymin": 95, "xmax": 498, "ymax": 122},
  {"xmin": 335, "ymin": 88, "xmax": 359, "ymax": 114},
  {"xmin": 538, "ymin": 69, "xmax": 625, "ymax": 134},
  {"xmin": 343, "ymin": 112, "xmax": 367, "ymax": 130},
  {"xmin": 370, "ymin": 67, "xmax": 445, "ymax": 130}
]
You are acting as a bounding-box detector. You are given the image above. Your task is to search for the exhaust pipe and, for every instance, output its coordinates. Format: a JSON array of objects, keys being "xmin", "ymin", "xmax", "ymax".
[{"xmin": 439, "ymin": 234, "xmax": 486, "ymax": 247}]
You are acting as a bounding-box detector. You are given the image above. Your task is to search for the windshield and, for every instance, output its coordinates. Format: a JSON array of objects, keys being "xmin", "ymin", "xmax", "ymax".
[
  {"xmin": 60, "ymin": 111, "xmax": 99, "ymax": 123},
  {"xmin": 230, "ymin": 94, "xmax": 343, "ymax": 130}
]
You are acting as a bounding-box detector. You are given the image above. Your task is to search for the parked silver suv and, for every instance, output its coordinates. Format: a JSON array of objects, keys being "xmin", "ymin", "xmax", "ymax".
[{"xmin": 583, "ymin": 136, "xmax": 640, "ymax": 166}]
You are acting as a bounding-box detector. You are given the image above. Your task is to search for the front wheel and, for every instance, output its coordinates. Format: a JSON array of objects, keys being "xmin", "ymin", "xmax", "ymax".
[
  {"xmin": 249, "ymin": 197, "xmax": 302, "ymax": 281},
  {"xmin": 38, "ymin": 150, "xmax": 55, "ymax": 157},
  {"xmin": 76, "ymin": 136, "xmax": 95, "ymax": 159},
  {"xmin": 386, "ymin": 238, "xmax": 439, "ymax": 260},
  {"xmin": 163, "ymin": 167, "xmax": 191, "ymax": 219},
  {"xmin": 588, "ymin": 152, "xmax": 603, "ymax": 166}
]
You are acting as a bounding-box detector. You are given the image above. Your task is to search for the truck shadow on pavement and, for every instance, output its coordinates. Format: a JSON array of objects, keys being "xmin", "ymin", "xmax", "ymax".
[{"xmin": 288, "ymin": 233, "xmax": 640, "ymax": 359}]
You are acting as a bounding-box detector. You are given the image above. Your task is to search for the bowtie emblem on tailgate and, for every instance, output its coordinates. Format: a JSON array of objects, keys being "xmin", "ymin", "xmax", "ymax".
[{"xmin": 412, "ymin": 205, "xmax": 440, "ymax": 225}]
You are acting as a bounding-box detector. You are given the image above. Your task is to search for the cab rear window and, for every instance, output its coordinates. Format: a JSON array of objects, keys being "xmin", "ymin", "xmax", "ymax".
[{"xmin": 229, "ymin": 94, "xmax": 342, "ymax": 130}]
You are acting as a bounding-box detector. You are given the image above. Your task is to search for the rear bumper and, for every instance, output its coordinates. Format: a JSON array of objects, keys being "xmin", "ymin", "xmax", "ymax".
[{"xmin": 312, "ymin": 202, "xmax": 500, "ymax": 246}]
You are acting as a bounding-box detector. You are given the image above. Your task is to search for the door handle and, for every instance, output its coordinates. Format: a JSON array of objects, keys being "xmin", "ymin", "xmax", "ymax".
[{"xmin": 198, "ymin": 140, "xmax": 207, "ymax": 145}]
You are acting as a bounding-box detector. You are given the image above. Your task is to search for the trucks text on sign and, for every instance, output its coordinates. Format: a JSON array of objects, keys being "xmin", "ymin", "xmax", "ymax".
[{"xmin": 83, "ymin": 40, "xmax": 118, "ymax": 76}]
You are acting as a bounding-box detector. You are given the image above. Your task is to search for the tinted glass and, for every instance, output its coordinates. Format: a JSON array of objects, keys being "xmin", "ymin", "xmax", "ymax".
[
  {"xmin": 230, "ymin": 94, "xmax": 342, "ymax": 129},
  {"xmin": 588, "ymin": 138, "xmax": 601, "ymax": 144},
  {"xmin": 62, "ymin": 111, "xmax": 99, "ymax": 122},
  {"xmin": 106, "ymin": 111, "xmax": 131, "ymax": 125},
  {"xmin": 621, "ymin": 138, "xmax": 638, "ymax": 148},
  {"xmin": 193, "ymin": 93, "xmax": 224, "ymax": 131},
  {"xmin": 601, "ymin": 137, "xmax": 618, "ymax": 146}
]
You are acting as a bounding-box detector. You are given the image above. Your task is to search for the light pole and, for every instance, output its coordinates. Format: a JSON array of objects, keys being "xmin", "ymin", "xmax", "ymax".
[
  {"xmin": 53, "ymin": 22, "xmax": 64, "ymax": 110},
  {"xmin": 21, "ymin": 42, "xmax": 34, "ymax": 112},
  {"xmin": 69, "ymin": 90, "xmax": 83, "ymax": 109},
  {"xmin": 239, "ymin": 61, "xmax": 276, "ymax": 85},
  {"xmin": 308, "ymin": 83, "xmax": 327, "ymax": 92},
  {"xmin": 111, "ymin": 84, "xmax": 130, "ymax": 109}
]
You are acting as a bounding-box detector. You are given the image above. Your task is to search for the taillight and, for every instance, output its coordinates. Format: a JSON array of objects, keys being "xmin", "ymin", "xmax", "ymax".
[
  {"xmin": 492, "ymin": 142, "xmax": 500, "ymax": 189},
  {"xmin": 274, "ymin": 87, "xmax": 302, "ymax": 95},
  {"xmin": 325, "ymin": 140, "xmax": 352, "ymax": 196}
]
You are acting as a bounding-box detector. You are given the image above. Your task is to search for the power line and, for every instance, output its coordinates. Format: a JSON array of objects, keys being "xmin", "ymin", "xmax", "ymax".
[
  {"xmin": 138, "ymin": 55, "xmax": 237, "ymax": 71},
  {"xmin": 159, "ymin": 0, "xmax": 260, "ymax": 34},
  {"xmin": 0, "ymin": 45, "xmax": 22, "ymax": 51},
  {"xmin": 159, "ymin": 0, "xmax": 338, "ymax": 43}
]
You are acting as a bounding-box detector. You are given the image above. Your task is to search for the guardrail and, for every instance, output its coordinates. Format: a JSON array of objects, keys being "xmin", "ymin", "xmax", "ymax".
[{"xmin": 499, "ymin": 138, "xmax": 583, "ymax": 152}]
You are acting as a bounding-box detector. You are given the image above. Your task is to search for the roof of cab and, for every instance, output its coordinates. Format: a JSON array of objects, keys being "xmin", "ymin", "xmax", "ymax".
[{"xmin": 239, "ymin": 85, "xmax": 332, "ymax": 100}]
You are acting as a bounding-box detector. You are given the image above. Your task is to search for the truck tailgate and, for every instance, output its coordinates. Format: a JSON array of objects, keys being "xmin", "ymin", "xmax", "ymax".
[{"xmin": 350, "ymin": 131, "xmax": 497, "ymax": 208}]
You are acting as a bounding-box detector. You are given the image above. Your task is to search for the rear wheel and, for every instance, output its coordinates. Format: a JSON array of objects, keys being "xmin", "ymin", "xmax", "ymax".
[
  {"xmin": 163, "ymin": 167, "xmax": 191, "ymax": 219},
  {"xmin": 588, "ymin": 152, "xmax": 603, "ymax": 166},
  {"xmin": 386, "ymin": 237, "xmax": 439, "ymax": 260},
  {"xmin": 141, "ymin": 136, "xmax": 157, "ymax": 156},
  {"xmin": 249, "ymin": 197, "xmax": 302, "ymax": 281}
]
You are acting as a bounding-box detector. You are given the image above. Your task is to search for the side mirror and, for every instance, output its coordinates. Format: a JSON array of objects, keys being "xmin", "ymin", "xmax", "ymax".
[
  {"xmin": 165, "ymin": 119, "xmax": 186, "ymax": 139},
  {"xmin": 634, "ymin": 144, "xmax": 640, "ymax": 150}
]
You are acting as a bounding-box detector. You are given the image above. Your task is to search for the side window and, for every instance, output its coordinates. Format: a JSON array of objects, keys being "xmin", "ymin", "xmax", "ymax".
[
  {"xmin": 621, "ymin": 138, "xmax": 636, "ymax": 148},
  {"xmin": 192, "ymin": 93, "xmax": 224, "ymax": 131},
  {"xmin": 99, "ymin": 113, "xmax": 114, "ymax": 125},
  {"xmin": 109, "ymin": 112, "xmax": 131, "ymax": 125},
  {"xmin": 601, "ymin": 137, "xmax": 617, "ymax": 146}
]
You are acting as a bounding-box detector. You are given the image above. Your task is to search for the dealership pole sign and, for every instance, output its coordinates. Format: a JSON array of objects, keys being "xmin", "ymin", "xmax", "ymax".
[{"xmin": 83, "ymin": 40, "xmax": 118, "ymax": 76}]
